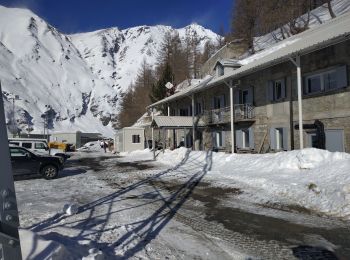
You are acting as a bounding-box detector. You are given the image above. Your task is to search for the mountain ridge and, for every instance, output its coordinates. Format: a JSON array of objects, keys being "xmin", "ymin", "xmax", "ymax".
[{"xmin": 0, "ymin": 5, "xmax": 219, "ymax": 136}]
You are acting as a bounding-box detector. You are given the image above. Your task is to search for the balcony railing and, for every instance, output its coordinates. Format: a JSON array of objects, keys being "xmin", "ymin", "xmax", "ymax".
[
  {"xmin": 203, "ymin": 107, "xmax": 231, "ymax": 125},
  {"xmin": 203, "ymin": 104, "xmax": 255, "ymax": 124},
  {"xmin": 234, "ymin": 104, "xmax": 255, "ymax": 121}
]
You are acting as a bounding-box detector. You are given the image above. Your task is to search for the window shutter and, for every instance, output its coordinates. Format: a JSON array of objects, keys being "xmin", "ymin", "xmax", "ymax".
[
  {"xmin": 235, "ymin": 130, "xmax": 243, "ymax": 149},
  {"xmin": 220, "ymin": 95, "xmax": 225, "ymax": 108},
  {"xmin": 336, "ymin": 65, "xmax": 348, "ymax": 89},
  {"xmin": 281, "ymin": 78, "xmax": 286, "ymax": 99},
  {"xmin": 249, "ymin": 127, "xmax": 255, "ymax": 149},
  {"xmin": 282, "ymin": 127, "xmax": 289, "ymax": 150},
  {"xmin": 267, "ymin": 81, "xmax": 274, "ymax": 101},
  {"xmin": 303, "ymin": 77, "xmax": 308, "ymax": 95},
  {"xmin": 234, "ymin": 90, "xmax": 240, "ymax": 104},
  {"xmin": 212, "ymin": 131, "xmax": 216, "ymax": 147},
  {"xmin": 247, "ymin": 86, "xmax": 254, "ymax": 105},
  {"xmin": 211, "ymin": 97, "xmax": 215, "ymax": 109},
  {"xmin": 269, "ymin": 128, "xmax": 276, "ymax": 150},
  {"xmin": 221, "ymin": 131, "xmax": 226, "ymax": 147}
]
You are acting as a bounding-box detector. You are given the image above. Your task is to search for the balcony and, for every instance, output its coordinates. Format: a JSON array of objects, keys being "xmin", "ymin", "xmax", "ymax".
[
  {"xmin": 203, "ymin": 107, "xmax": 231, "ymax": 125},
  {"xmin": 203, "ymin": 104, "xmax": 255, "ymax": 125},
  {"xmin": 234, "ymin": 104, "xmax": 255, "ymax": 122}
]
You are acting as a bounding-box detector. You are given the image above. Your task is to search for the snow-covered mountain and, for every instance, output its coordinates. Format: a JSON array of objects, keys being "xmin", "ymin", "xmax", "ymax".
[{"xmin": 0, "ymin": 5, "xmax": 218, "ymax": 136}]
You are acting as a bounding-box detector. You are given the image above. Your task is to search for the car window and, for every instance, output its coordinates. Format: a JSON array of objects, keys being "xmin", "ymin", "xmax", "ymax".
[
  {"xmin": 22, "ymin": 142, "xmax": 32, "ymax": 149},
  {"xmin": 9, "ymin": 142, "xmax": 20, "ymax": 146},
  {"xmin": 35, "ymin": 142, "xmax": 47, "ymax": 149},
  {"xmin": 10, "ymin": 147, "xmax": 28, "ymax": 157}
]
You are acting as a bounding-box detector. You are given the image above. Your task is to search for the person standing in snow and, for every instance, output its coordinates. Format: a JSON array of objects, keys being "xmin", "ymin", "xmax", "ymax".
[{"xmin": 103, "ymin": 141, "xmax": 107, "ymax": 153}]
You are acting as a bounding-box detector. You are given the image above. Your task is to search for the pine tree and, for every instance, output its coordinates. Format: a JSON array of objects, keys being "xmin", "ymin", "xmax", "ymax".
[{"xmin": 150, "ymin": 63, "xmax": 174, "ymax": 105}]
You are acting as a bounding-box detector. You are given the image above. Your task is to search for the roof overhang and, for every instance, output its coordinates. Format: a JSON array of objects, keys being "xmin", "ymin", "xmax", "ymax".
[{"xmin": 151, "ymin": 116, "xmax": 205, "ymax": 128}]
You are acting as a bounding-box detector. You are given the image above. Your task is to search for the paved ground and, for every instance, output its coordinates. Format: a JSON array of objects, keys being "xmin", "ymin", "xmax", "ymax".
[{"xmin": 15, "ymin": 152, "xmax": 350, "ymax": 259}]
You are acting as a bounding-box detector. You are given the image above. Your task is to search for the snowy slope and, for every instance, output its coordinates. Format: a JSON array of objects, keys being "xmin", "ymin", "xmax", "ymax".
[
  {"xmin": 253, "ymin": 0, "xmax": 350, "ymax": 52},
  {"xmin": 70, "ymin": 23, "xmax": 218, "ymax": 94},
  {"xmin": 0, "ymin": 6, "xmax": 218, "ymax": 136}
]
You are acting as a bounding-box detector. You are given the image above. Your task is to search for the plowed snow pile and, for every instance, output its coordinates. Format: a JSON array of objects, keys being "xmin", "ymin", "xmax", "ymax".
[{"xmin": 155, "ymin": 148, "xmax": 350, "ymax": 219}]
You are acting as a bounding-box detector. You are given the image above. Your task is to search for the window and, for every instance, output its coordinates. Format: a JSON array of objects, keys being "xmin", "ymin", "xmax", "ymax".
[
  {"xmin": 267, "ymin": 79, "xmax": 286, "ymax": 101},
  {"xmin": 270, "ymin": 127, "xmax": 288, "ymax": 151},
  {"xmin": 195, "ymin": 101, "xmax": 202, "ymax": 115},
  {"xmin": 213, "ymin": 95, "xmax": 225, "ymax": 109},
  {"xmin": 10, "ymin": 147, "xmax": 28, "ymax": 157},
  {"xmin": 213, "ymin": 131, "xmax": 225, "ymax": 148},
  {"xmin": 179, "ymin": 108, "xmax": 189, "ymax": 116},
  {"xmin": 324, "ymin": 70, "xmax": 337, "ymax": 90},
  {"xmin": 132, "ymin": 135, "xmax": 140, "ymax": 144},
  {"xmin": 304, "ymin": 66, "xmax": 348, "ymax": 95},
  {"xmin": 274, "ymin": 80, "xmax": 283, "ymax": 100},
  {"xmin": 242, "ymin": 90, "xmax": 249, "ymax": 104},
  {"xmin": 217, "ymin": 64, "xmax": 224, "ymax": 77},
  {"xmin": 235, "ymin": 87, "xmax": 254, "ymax": 105},
  {"xmin": 306, "ymin": 74, "xmax": 322, "ymax": 93},
  {"xmin": 9, "ymin": 142, "xmax": 20, "ymax": 146},
  {"xmin": 21, "ymin": 142, "xmax": 32, "ymax": 149},
  {"xmin": 35, "ymin": 142, "xmax": 47, "ymax": 149},
  {"xmin": 235, "ymin": 128, "xmax": 254, "ymax": 149}
]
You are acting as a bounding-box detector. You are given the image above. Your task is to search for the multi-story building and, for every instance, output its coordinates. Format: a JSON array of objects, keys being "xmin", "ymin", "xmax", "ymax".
[{"xmin": 147, "ymin": 12, "xmax": 350, "ymax": 153}]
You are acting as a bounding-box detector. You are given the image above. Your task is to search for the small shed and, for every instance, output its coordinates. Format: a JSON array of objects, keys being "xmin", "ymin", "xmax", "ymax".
[{"xmin": 115, "ymin": 127, "xmax": 145, "ymax": 153}]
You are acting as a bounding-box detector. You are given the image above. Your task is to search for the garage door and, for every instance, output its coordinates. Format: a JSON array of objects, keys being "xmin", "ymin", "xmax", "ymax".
[{"xmin": 325, "ymin": 129, "xmax": 344, "ymax": 152}]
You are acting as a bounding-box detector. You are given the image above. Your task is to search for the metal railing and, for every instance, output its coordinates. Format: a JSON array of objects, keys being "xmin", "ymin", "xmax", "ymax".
[
  {"xmin": 202, "ymin": 104, "xmax": 255, "ymax": 124},
  {"xmin": 203, "ymin": 107, "xmax": 231, "ymax": 124},
  {"xmin": 234, "ymin": 104, "xmax": 255, "ymax": 121}
]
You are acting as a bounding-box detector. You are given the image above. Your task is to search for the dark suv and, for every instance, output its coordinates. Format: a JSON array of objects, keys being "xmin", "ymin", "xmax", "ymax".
[{"xmin": 9, "ymin": 146, "xmax": 64, "ymax": 179}]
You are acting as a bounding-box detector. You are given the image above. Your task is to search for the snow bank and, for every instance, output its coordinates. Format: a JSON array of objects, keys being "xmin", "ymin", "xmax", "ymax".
[{"xmin": 156, "ymin": 148, "xmax": 350, "ymax": 220}]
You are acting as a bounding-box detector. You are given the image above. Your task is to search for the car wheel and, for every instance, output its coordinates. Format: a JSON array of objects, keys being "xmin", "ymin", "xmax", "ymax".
[{"xmin": 41, "ymin": 165, "xmax": 58, "ymax": 179}]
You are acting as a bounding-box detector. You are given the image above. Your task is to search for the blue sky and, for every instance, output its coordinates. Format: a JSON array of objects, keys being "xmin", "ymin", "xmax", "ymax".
[{"xmin": 0, "ymin": 0, "xmax": 233, "ymax": 34}]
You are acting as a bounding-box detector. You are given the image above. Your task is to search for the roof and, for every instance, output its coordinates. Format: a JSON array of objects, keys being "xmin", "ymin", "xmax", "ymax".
[
  {"xmin": 147, "ymin": 75, "xmax": 213, "ymax": 108},
  {"xmin": 151, "ymin": 116, "xmax": 205, "ymax": 128},
  {"xmin": 213, "ymin": 58, "xmax": 241, "ymax": 70},
  {"xmin": 148, "ymin": 12, "xmax": 350, "ymax": 108}
]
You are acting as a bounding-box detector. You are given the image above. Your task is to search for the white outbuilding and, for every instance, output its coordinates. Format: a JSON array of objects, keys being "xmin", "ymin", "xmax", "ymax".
[{"xmin": 114, "ymin": 127, "xmax": 145, "ymax": 153}]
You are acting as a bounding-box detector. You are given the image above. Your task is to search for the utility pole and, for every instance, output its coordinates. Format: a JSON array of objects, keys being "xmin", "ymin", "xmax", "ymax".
[{"xmin": 0, "ymin": 82, "xmax": 22, "ymax": 260}]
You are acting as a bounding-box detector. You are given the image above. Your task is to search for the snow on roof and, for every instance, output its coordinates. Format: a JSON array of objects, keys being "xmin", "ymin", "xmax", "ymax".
[
  {"xmin": 151, "ymin": 116, "xmax": 205, "ymax": 128},
  {"xmin": 148, "ymin": 11, "xmax": 350, "ymax": 108},
  {"xmin": 148, "ymin": 75, "xmax": 213, "ymax": 108},
  {"xmin": 214, "ymin": 58, "xmax": 241, "ymax": 69},
  {"xmin": 175, "ymin": 78, "xmax": 203, "ymax": 93}
]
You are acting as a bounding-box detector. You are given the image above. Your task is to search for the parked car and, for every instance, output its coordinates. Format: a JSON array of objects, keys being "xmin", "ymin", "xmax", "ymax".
[
  {"xmin": 8, "ymin": 138, "xmax": 70, "ymax": 161},
  {"xmin": 9, "ymin": 145, "xmax": 64, "ymax": 179}
]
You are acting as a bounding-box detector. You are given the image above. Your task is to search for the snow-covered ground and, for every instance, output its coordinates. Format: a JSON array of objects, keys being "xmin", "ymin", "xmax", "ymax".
[
  {"xmin": 154, "ymin": 148, "xmax": 350, "ymax": 220},
  {"xmin": 15, "ymin": 147, "xmax": 350, "ymax": 259}
]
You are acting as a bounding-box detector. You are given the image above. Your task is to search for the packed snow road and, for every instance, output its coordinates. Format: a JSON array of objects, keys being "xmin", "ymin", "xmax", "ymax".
[{"xmin": 15, "ymin": 150, "xmax": 350, "ymax": 259}]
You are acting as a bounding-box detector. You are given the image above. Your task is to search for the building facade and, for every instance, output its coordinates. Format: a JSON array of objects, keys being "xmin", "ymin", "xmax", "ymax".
[{"xmin": 148, "ymin": 13, "xmax": 350, "ymax": 154}]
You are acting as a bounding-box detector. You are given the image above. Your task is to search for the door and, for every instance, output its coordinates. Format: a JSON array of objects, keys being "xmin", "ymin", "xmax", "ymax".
[
  {"xmin": 325, "ymin": 129, "xmax": 344, "ymax": 152},
  {"xmin": 10, "ymin": 147, "xmax": 39, "ymax": 175}
]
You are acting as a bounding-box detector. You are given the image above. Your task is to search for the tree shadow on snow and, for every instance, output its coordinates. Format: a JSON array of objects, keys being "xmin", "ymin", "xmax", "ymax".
[{"xmin": 28, "ymin": 149, "xmax": 213, "ymax": 259}]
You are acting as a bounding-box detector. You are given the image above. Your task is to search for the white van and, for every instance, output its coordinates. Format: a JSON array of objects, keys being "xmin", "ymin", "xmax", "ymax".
[{"xmin": 8, "ymin": 138, "xmax": 69, "ymax": 160}]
